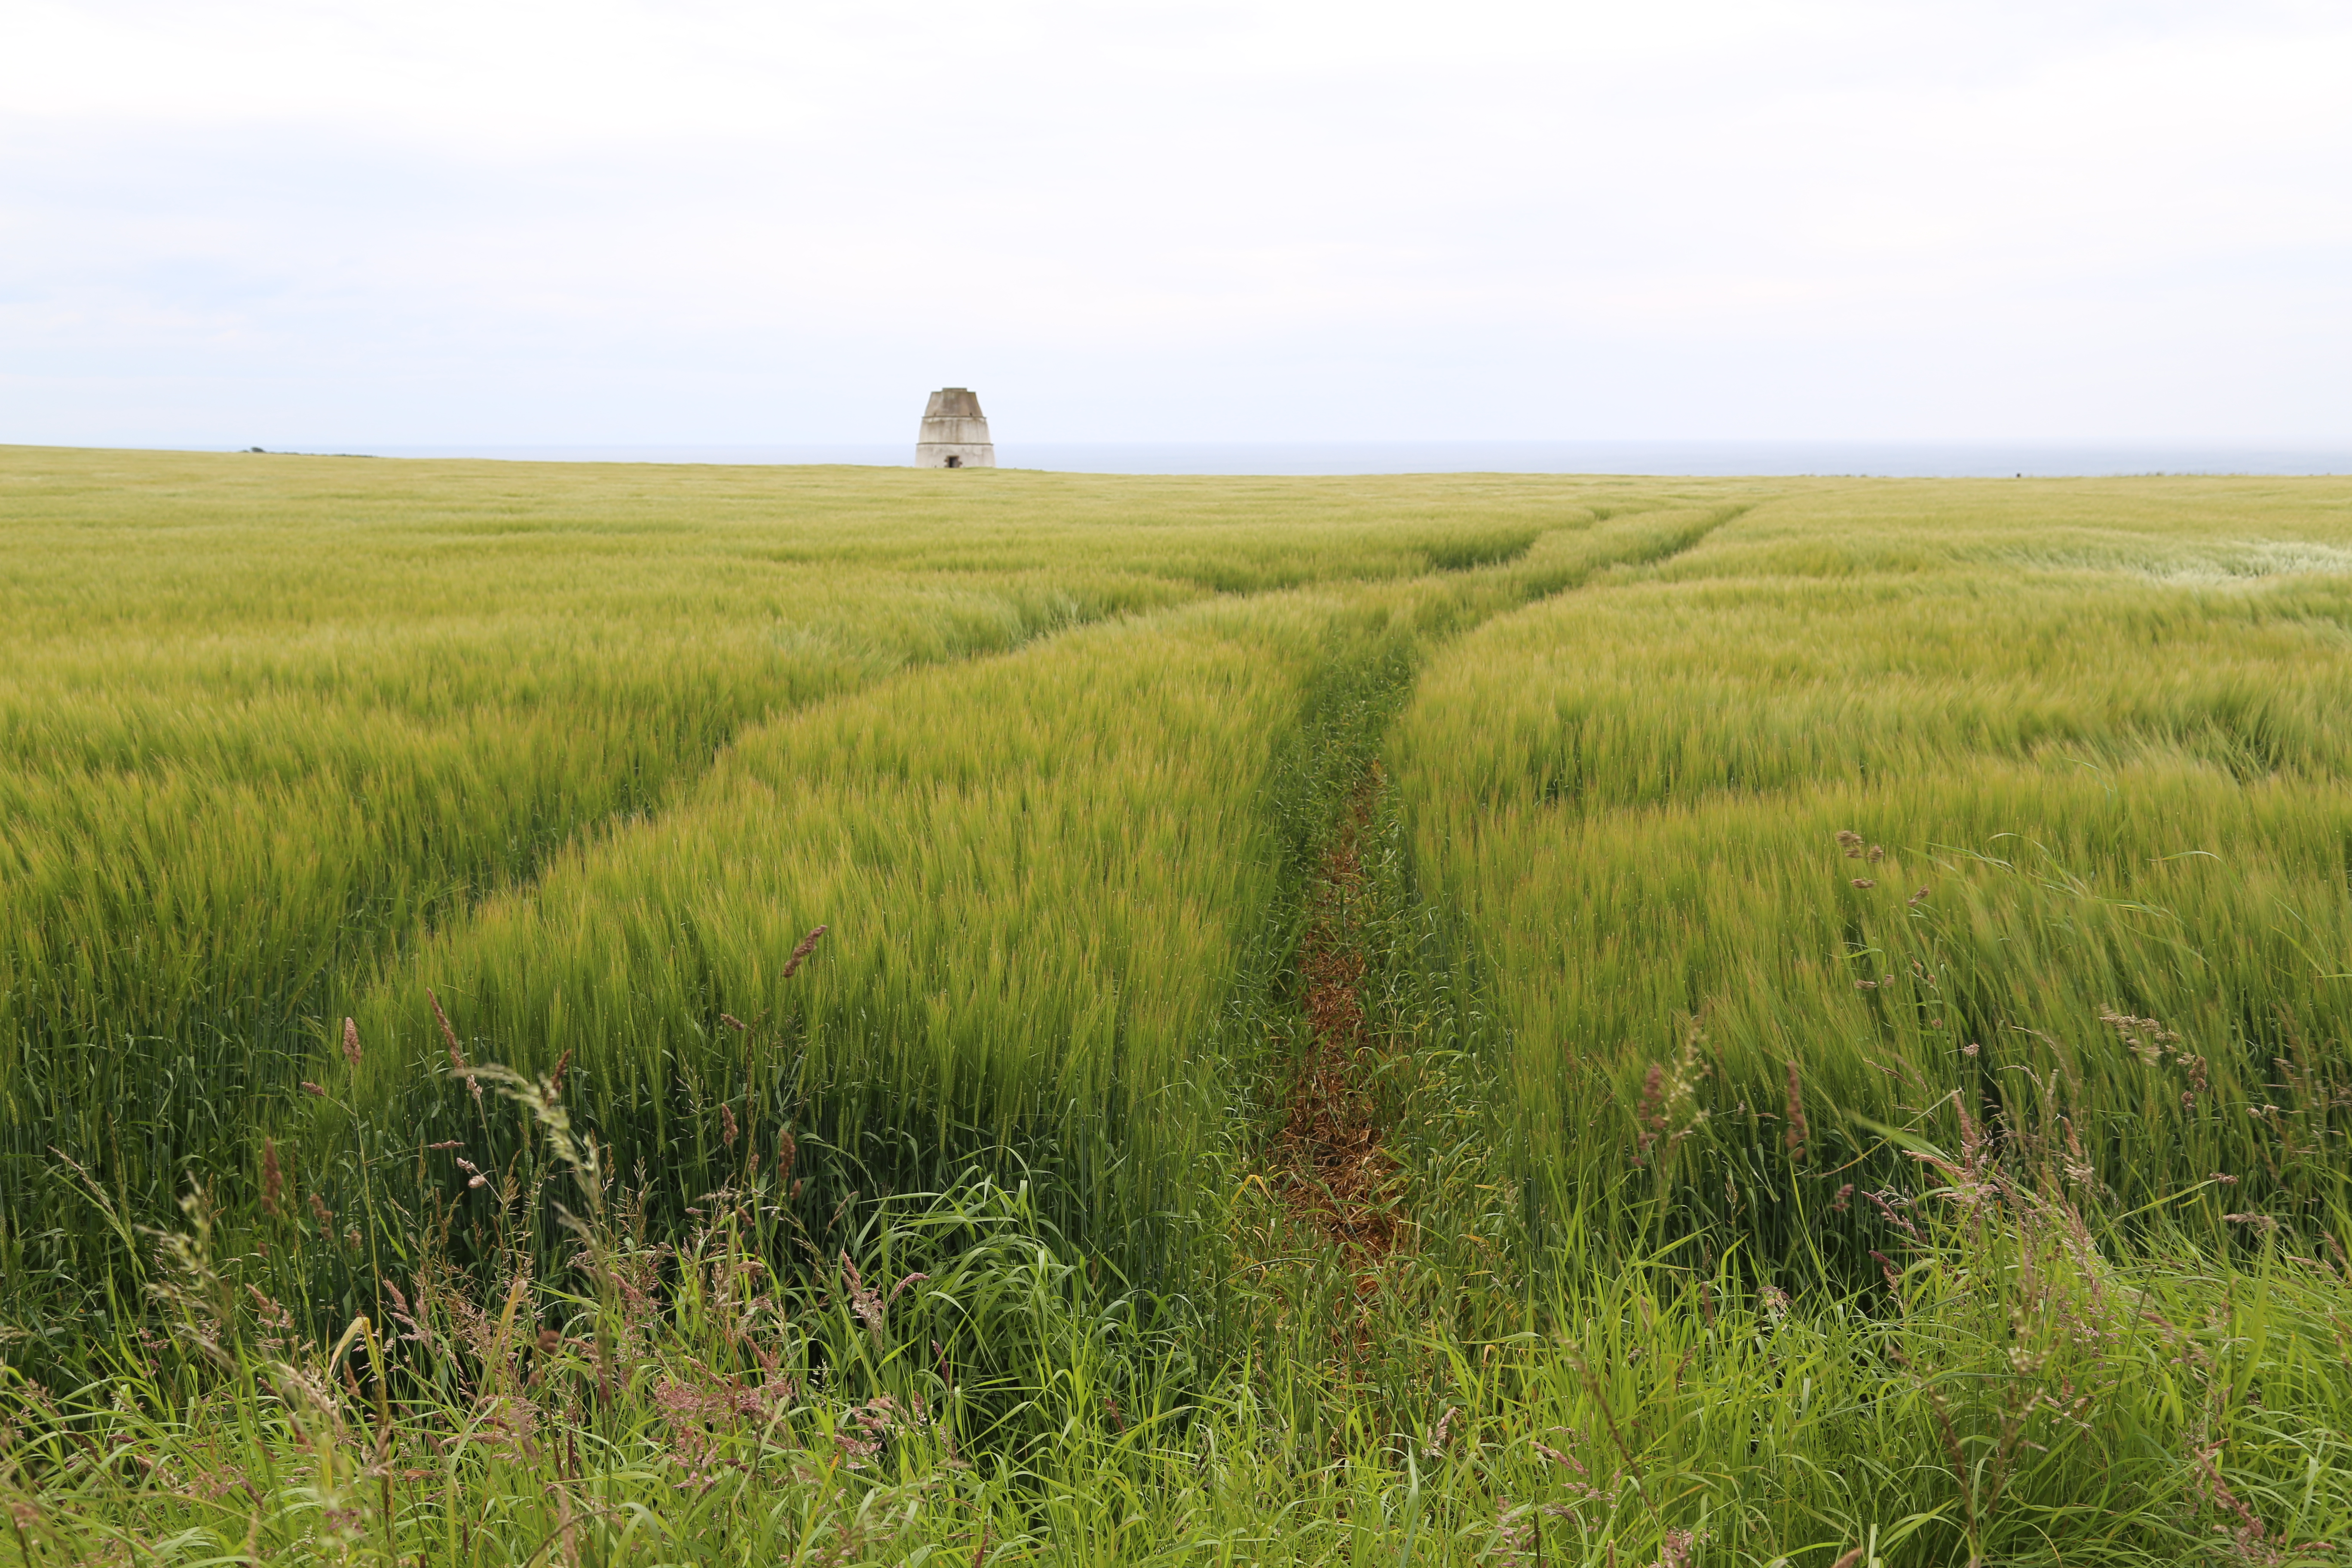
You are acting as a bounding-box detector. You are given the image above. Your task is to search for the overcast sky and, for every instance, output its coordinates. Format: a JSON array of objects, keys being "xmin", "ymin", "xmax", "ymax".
[{"xmin": 3, "ymin": 0, "xmax": 2347, "ymax": 447}]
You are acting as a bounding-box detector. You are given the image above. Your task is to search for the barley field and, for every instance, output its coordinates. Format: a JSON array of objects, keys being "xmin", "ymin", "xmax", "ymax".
[{"xmin": 3, "ymin": 447, "xmax": 2349, "ymax": 1565}]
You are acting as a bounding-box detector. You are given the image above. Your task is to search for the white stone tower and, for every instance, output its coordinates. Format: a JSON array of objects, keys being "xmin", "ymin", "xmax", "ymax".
[{"xmin": 916, "ymin": 388, "xmax": 995, "ymax": 469}]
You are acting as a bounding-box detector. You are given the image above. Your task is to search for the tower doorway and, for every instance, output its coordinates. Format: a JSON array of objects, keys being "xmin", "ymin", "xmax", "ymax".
[{"xmin": 945, "ymin": 454, "xmax": 962, "ymax": 468}]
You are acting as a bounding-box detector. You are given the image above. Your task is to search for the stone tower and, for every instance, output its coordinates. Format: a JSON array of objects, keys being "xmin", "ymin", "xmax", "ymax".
[{"xmin": 916, "ymin": 387, "xmax": 995, "ymax": 469}]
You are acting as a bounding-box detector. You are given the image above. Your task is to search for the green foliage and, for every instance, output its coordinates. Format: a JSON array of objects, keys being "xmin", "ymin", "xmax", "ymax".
[
  {"xmin": 325, "ymin": 594, "xmax": 1340, "ymax": 1283},
  {"xmin": 9, "ymin": 1121, "xmax": 2351, "ymax": 1564},
  {"xmin": 6, "ymin": 452, "xmax": 2352, "ymax": 1562},
  {"xmin": 0, "ymin": 447, "xmax": 1673, "ymax": 1329},
  {"xmin": 1391, "ymin": 479, "xmax": 2352, "ymax": 1269}
]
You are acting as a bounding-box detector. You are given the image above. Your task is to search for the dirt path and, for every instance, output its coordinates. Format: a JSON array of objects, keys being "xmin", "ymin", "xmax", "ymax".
[{"xmin": 1269, "ymin": 765, "xmax": 1404, "ymax": 1263}]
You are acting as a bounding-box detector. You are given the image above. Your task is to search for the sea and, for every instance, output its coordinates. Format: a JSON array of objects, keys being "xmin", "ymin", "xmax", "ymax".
[{"xmin": 338, "ymin": 441, "xmax": 2350, "ymax": 478}]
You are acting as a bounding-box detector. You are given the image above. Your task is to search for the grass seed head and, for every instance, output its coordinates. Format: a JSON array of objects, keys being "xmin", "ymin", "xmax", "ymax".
[
  {"xmin": 429, "ymin": 987, "xmax": 483, "ymax": 1107},
  {"xmin": 1635, "ymin": 1063, "xmax": 1666, "ymax": 1161},
  {"xmin": 782, "ymin": 924, "xmax": 829, "ymax": 979},
  {"xmin": 1782, "ymin": 1060, "xmax": 1809, "ymax": 1159}
]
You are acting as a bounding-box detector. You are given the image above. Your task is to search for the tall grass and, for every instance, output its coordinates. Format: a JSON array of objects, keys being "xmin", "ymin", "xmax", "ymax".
[
  {"xmin": 315, "ymin": 595, "xmax": 1348, "ymax": 1281},
  {"xmin": 1391, "ymin": 480, "xmax": 2352, "ymax": 1269},
  {"xmin": 3, "ymin": 446, "xmax": 1712, "ymax": 1329},
  {"xmin": 297, "ymin": 503, "xmax": 1777, "ymax": 1293},
  {"xmin": 10, "ymin": 456, "xmax": 2352, "ymax": 1561},
  {"xmin": 10, "ymin": 1007, "xmax": 2351, "ymax": 1565}
]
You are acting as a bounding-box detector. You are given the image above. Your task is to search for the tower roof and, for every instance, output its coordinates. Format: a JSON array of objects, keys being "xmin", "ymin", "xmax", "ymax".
[{"xmin": 924, "ymin": 387, "xmax": 985, "ymax": 420}]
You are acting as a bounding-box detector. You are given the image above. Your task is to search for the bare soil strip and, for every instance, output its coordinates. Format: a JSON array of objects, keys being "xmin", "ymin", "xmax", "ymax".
[{"xmin": 1269, "ymin": 765, "xmax": 1404, "ymax": 1262}]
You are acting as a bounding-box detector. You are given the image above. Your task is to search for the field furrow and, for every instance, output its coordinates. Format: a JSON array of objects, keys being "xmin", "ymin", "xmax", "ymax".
[
  {"xmin": 5, "ymin": 447, "xmax": 1729, "ymax": 1320},
  {"xmin": 311, "ymin": 594, "xmax": 1350, "ymax": 1275}
]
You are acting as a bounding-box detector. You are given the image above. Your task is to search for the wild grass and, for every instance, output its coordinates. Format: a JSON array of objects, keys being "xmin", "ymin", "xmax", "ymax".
[
  {"xmin": 316, "ymin": 594, "xmax": 1347, "ymax": 1286},
  {"xmin": 1, "ymin": 446, "xmax": 1708, "ymax": 1334},
  {"xmin": 1392, "ymin": 480, "xmax": 2352, "ymax": 1268},
  {"xmin": 11, "ymin": 890, "xmax": 2350, "ymax": 1567},
  {"xmin": 6, "ymin": 453, "xmax": 2352, "ymax": 1562}
]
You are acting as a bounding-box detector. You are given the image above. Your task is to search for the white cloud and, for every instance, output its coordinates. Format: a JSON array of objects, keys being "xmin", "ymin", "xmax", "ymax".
[{"xmin": 1, "ymin": 0, "xmax": 2346, "ymax": 444}]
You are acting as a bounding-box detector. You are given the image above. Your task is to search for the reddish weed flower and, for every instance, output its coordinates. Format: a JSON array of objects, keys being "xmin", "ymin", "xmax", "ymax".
[
  {"xmin": 782, "ymin": 925, "xmax": 829, "ymax": 979},
  {"xmin": 260, "ymin": 1137, "xmax": 283, "ymax": 1219},
  {"xmin": 777, "ymin": 1129, "xmax": 796, "ymax": 1179},
  {"xmin": 842, "ymin": 1255, "xmax": 883, "ymax": 1333},
  {"xmin": 720, "ymin": 1104, "xmax": 738, "ymax": 1148},
  {"xmin": 300, "ymin": 1081, "xmax": 326, "ymax": 1097},
  {"xmin": 1635, "ymin": 1063, "xmax": 1666, "ymax": 1161},
  {"xmin": 430, "ymin": 986, "xmax": 483, "ymax": 1108},
  {"xmin": 2191, "ymin": 1439, "xmax": 2274, "ymax": 1558},
  {"xmin": 341, "ymin": 1017, "xmax": 361, "ymax": 1069},
  {"xmin": 1851, "ymin": 878, "xmax": 1876, "ymax": 890},
  {"xmin": 1653, "ymin": 1526, "xmax": 1712, "ymax": 1568},
  {"xmin": 1836, "ymin": 830, "xmax": 1864, "ymax": 858},
  {"xmin": 244, "ymin": 1285, "xmax": 293, "ymax": 1337},
  {"xmin": 1782, "ymin": 1060, "xmax": 1809, "ymax": 1160},
  {"xmin": 1865, "ymin": 1189, "xmax": 1921, "ymax": 1240},
  {"xmin": 430, "ymin": 986, "xmax": 462, "ymax": 1063},
  {"xmin": 2063, "ymin": 1116, "xmax": 2096, "ymax": 1186},
  {"xmin": 1423, "ymin": 1405, "xmax": 1457, "ymax": 1457},
  {"xmin": 381, "ymin": 1279, "xmax": 428, "ymax": 1344},
  {"xmin": 2101, "ymin": 1010, "xmax": 2181, "ymax": 1066},
  {"xmin": 835, "ymin": 1393, "xmax": 917, "ymax": 1469},
  {"xmin": 1868, "ymin": 1249, "xmax": 1902, "ymax": 1292}
]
